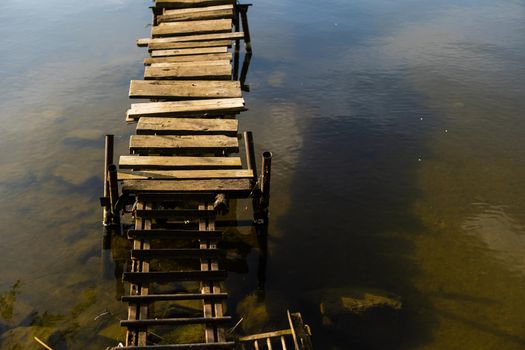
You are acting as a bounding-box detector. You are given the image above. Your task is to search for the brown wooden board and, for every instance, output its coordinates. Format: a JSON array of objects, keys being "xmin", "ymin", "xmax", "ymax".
[
  {"xmin": 139, "ymin": 32, "xmax": 244, "ymax": 47},
  {"xmin": 150, "ymin": 46, "xmax": 227, "ymax": 58},
  {"xmin": 148, "ymin": 40, "xmax": 232, "ymax": 51},
  {"xmin": 137, "ymin": 117, "xmax": 238, "ymax": 135},
  {"xmin": 129, "ymin": 80, "xmax": 241, "ymax": 99},
  {"xmin": 152, "ymin": 19, "xmax": 232, "ymax": 37},
  {"xmin": 129, "ymin": 135, "xmax": 239, "ymax": 153},
  {"xmin": 144, "ymin": 52, "xmax": 232, "ymax": 65},
  {"xmin": 155, "ymin": 0, "xmax": 236, "ymax": 9},
  {"xmin": 119, "ymin": 155, "xmax": 242, "ymax": 170},
  {"xmin": 144, "ymin": 64, "xmax": 231, "ymax": 80},
  {"xmin": 118, "ymin": 169, "xmax": 253, "ymax": 180},
  {"xmin": 122, "ymin": 178, "xmax": 252, "ymax": 193},
  {"xmin": 159, "ymin": 5, "xmax": 234, "ymax": 22}
]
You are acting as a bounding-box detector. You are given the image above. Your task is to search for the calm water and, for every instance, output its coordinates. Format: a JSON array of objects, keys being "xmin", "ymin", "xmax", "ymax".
[{"xmin": 1, "ymin": 0, "xmax": 525, "ymax": 348}]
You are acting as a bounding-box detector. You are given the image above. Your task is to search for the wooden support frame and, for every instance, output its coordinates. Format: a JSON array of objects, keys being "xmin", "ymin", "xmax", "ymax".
[{"xmin": 102, "ymin": 135, "xmax": 114, "ymax": 226}]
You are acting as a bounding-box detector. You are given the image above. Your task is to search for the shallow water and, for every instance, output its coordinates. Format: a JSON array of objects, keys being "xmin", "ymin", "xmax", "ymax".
[{"xmin": 1, "ymin": 0, "xmax": 525, "ymax": 349}]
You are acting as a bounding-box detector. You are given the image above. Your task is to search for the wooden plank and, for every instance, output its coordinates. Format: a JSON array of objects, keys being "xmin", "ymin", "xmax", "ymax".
[
  {"xmin": 139, "ymin": 32, "xmax": 244, "ymax": 47},
  {"xmin": 150, "ymin": 60, "xmax": 231, "ymax": 67},
  {"xmin": 134, "ymin": 208, "xmax": 215, "ymax": 218},
  {"xmin": 155, "ymin": 0, "xmax": 236, "ymax": 9},
  {"xmin": 129, "ymin": 80, "xmax": 241, "ymax": 99},
  {"xmin": 159, "ymin": 5, "xmax": 233, "ymax": 23},
  {"xmin": 127, "ymin": 98, "xmax": 244, "ymax": 120},
  {"xmin": 123, "ymin": 270, "xmax": 227, "ymax": 283},
  {"xmin": 239, "ymin": 330, "xmax": 292, "ymax": 342},
  {"xmin": 144, "ymin": 52, "xmax": 232, "ymax": 65},
  {"xmin": 137, "ymin": 117, "xmax": 238, "ymax": 135},
  {"xmin": 152, "ymin": 19, "xmax": 232, "ymax": 37},
  {"xmin": 111, "ymin": 343, "xmax": 236, "ymax": 349},
  {"xmin": 122, "ymin": 178, "xmax": 252, "ymax": 193},
  {"xmin": 119, "ymin": 155, "xmax": 242, "ymax": 170},
  {"xmin": 150, "ymin": 47, "xmax": 227, "ymax": 58},
  {"xmin": 122, "ymin": 316, "xmax": 231, "ymax": 327},
  {"xmin": 131, "ymin": 248, "xmax": 224, "ymax": 259},
  {"xmin": 149, "ymin": 40, "xmax": 232, "ymax": 51},
  {"xmin": 144, "ymin": 63, "xmax": 231, "ymax": 80},
  {"xmin": 122, "ymin": 293, "xmax": 228, "ymax": 302},
  {"xmin": 118, "ymin": 169, "xmax": 253, "ymax": 180},
  {"xmin": 127, "ymin": 229, "xmax": 222, "ymax": 240},
  {"xmin": 129, "ymin": 135, "xmax": 239, "ymax": 153}
]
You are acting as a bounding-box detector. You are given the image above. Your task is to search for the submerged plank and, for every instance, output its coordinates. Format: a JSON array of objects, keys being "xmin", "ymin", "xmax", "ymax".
[
  {"xmin": 129, "ymin": 80, "xmax": 241, "ymax": 99},
  {"xmin": 119, "ymin": 155, "xmax": 242, "ymax": 169},
  {"xmin": 152, "ymin": 19, "xmax": 232, "ymax": 37},
  {"xmin": 129, "ymin": 135, "xmax": 239, "ymax": 152},
  {"xmin": 144, "ymin": 63, "xmax": 231, "ymax": 80},
  {"xmin": 159, "ymin": 5, "xmax": 233, "ymax": 22},
  {"xmin": 122, "ymin": 178, "xmax": 252, "ymax": 193},
  {"xmin": 137, "ymin": 117, "xmax": 238, "ymax": 135},
  {"xmin": 150, "ymin": 46, "xmax": 227, "ymax": 58},
  {"xmin": 127, "ymin": 98, "xmax": 245, "ymax": 120},
  {"xmin": 139, "ymin": 32, "xmax": 244, "ymax": 47},
  {"xmin": 144, "ymin": 52, "xmax": 232, "ymax": 65},
  {"xmin": 118, "ymin": 169, "xmax": 253, "ymax": 180}
]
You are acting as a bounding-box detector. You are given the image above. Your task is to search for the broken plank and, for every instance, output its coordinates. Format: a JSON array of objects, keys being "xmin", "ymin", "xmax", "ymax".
[
  {"xmin": 144, "ymin": 52, "xmax": 232, "ymax": 65},
  {"xmin": 129, "ymin": 80, "xmax": 241, "ymax": 99},
  {"xmin": 150, "ymin": 46, "xmax": 227, "ymax": 58},
  {"xmin": 136, "ymin": 117, "xmax": 238, "ymax": 135},
  {"xmin": 118, "ymin": 169, "xmax": 253, "ymax": 180},
  {"xmin": 129, "ymin": 134, "xmax": 239, "ymax": 153},
  {"xmin": 122, "ymin": 178, "xmax": 252, "ymax": 193},
  {"xmin": 152, "ymin": 19, "xmax": 232, "ymax": 37},
  {"xmin": 159, "ymin": 5, "xmax": 234, "ymax": 23},
  {"xmin": 119, "ymin": 155, "xmax": 242, "ymax": 169},
  {"xmin": 139, "ymin": 32, "xmax": 244, "ymax": 47},
  {"xmin": 144, "ymin": 64, "xmax": 231, "ymax": 80}
]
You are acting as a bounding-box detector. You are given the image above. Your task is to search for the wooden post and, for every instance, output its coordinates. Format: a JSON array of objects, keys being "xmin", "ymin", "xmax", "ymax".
[
  {"xmin": 103, "ymin": 135, "xmax": 114, "ymax": 226},
  {"xmin": 240, "ymin": 53, "xmax": 252, "ymax": 92},
  {"xmin": 108, "ymin": 164, "xmax": 120, "ymax": 225},
  {"xmin": 259, "ymin": 151, "xmax": 272, "ymax": 222},
  {"xmin": 238, "ymin": 4, "xmax": 252, "ymax": 53},
  {"xmin": 243, "ymin": 131, "xmax": 257, "ymax": 183}
]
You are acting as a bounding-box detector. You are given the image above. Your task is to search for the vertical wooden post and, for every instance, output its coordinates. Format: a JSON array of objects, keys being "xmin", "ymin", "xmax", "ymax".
[
  {"xmin": 259, "ymin": 151, "xmax": 272, "ymax": 221},
  {"xmin": 240, "ymin": 53, "xmax": 252, "ymax": 92},
  {"xmin": 239, "ymin": 5, "xmax": 252, "ymax": 53},
  {"xmin": 103, "ymin": 135, "xmax": 114, "ymax": 226},
  {"xmin": 233, "ymin": 7, "xmax": 241, "ymax": 80},
  {"xmin": 108, "ymin": 164, "xmax": 120, "ymax": 225},
  {"xmin": 243, "ymin": 131, "xmax": 257, "ymax": 183}
]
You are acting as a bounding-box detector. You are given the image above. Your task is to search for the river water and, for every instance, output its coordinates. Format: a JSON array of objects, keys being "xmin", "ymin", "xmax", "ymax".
[{"xmin": 1, "ymin": 0, "xmax": 524, "ymax": 349}]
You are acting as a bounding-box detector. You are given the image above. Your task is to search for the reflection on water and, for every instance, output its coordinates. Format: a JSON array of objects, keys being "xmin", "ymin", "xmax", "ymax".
[{"xmin": 1, "ymin": 0, "xmax": 525, "ymax": 348}]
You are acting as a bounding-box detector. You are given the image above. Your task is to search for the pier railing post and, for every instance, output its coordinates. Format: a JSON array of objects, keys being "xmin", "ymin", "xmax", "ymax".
[{"xmin": 102, "ymin": 135, "xmax": 114, "ymax": 226}]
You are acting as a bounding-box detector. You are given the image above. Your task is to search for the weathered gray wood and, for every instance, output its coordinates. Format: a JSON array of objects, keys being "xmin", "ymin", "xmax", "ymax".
[
  {"xmin": 127, "ymin": 98, "xmax": 244, "ymax": 120},
  {"xmin": 155, "ymin": 0, "xmax": 236, "ymax": 9},
  {"xmin": 139, "ymin": 32, "xmax": 244, "ymax": 47},
  {"xmin": 150, "ymin": 60, "xmax": 231, "ymax": 67},
  {"xmin": 122, "ymin": 178, "xmax": 252, "ymax": 193},
  {"xmin": 144, "ymin": 52, "xmax": 232, "ymax": 65},
  {"xmin": 129, "ymin": 135, "xmax": 239, "ymax": 153},
  {"xmin": 159, "ymin": 5, "xmax": 233, "ymax": 23},
  {"xmin": 137, "ymin": 117, "xmax": 238, "ymax": 135},
  {"xmin": 129, "ymin": 80, "xmax": 241, "ymax": 99},
  {"xmin": 152, "ymin": 19, "xmax": 232, "ymax": 37},
  {"xmin": 149, "ymin": 40, "xmax": 232, "ymax": 51},
  {"xmin": 119, "ymin": 155, "xmax": 242, "ymax": 169},
  {"xmin": 150, "ymin": 46, "xmax": 227, "ymax": 58},
  {"xmin": 118, "ymin": 169, "xmax": 253, "ymax": 180},
  {"xmin": 144, "ymin": 63, "xmax": 231, "ymax": 80}
]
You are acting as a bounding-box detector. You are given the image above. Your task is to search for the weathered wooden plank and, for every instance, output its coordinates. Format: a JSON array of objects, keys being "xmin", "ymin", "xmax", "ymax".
[
  {"xmin": 144, "ymin": 64, "xmax": 231, "ymax": 80},
  {"xmin": 119, "ymin": 155, "xmax": 242, "ymax": 169},
  {"xmin": 129, "ymin": 80, "xmax": 241, "ymax": 99},
  {"xmin": 139, "ymin": 32, "xmax": 244, "ymax": 47},
  {"xmin": 122, "ymin": 293, "xmax": 228, "ymax": 302},
  {"xmin": 123, "ymin": 270, "xmax": 227, "ymax": 283},
  {"xmin": 122, "ymin": 178, "xmax": 252, "ymax": 193},
  {"xmin": 118, "ymin": 169, "xmax": 253, "ymax": 180},
  {"xmin": 131, "ymin": 248, "xmax": 224, "ymax": 259},
  {"xmin": 149, "ymin": 40, "xmax": 232, "ymax": 51},
  {"xmin": 111, "ymin": 342, "xmax": 236, "ymax": 349},
  {"xmin": 159, "ymin": 5, "xmax": 233, "ymax": 23},
  {"xmin": 129, "ymin": 135, "xmax": 238, "ymax": 153},
  {"xmin": 127, "ymin": 98, "xmax": 244, "ymax": 120},
  {"xmin": 150, "ymin": 46, "xmax": 227, "ymax": 58},
  {"xmin": 150, "ymin": 60, "xmax": 231, "ymax": 67},
  {"xmin": 137, "ymin": 117, "xmax": 238, "ymax": 135},
  {"xmin": 144, "ymin": 52, "xmax": 232, "ymax": 65},
  {"xmin": 152, "ymin": 19, "xmax": 232, "ymax": 37},
  {"xmin": 121, "ymin": 316, "xmax": 231, "ymax": 327},
  {"xmin": 127, "ymin": 229, "xmax": 223, "ymax": 240},
  {"xmin": 155, "ymin": 0, "xmax": 236, "ymax": 9}
]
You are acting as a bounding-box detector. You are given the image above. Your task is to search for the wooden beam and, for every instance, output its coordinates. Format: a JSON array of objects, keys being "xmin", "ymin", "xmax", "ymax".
[
  {"xmin": 123, "ymin": 270, "xmax": 227, "ymax": 283},
  {"xmin": 118, "ymin": 169, "xmax": 253, "ymax": 180},
  {"xmin": 139, "ymin": 32, "xmax": 244, "ymax": 47},
  {"xmin": 129, "ymin": 134, "xmax": 239, "ymax": 153},
  {"xmin": 150, "ymin": 46, "xmax": 227, "ymax": 58},
  {"xmin": 144, "ymin": 52, "xmax": 232, "ymax": 65},
  {"xmin": 155, "ymin": 0, "xmax": 236, "ymax": 9},
  {"xmin": 144, "ymin": 63, "xmax": 231, "ymax": 80},
  {"xmin": 159, "ymin": 5, "xmax": 234, "ymax": 22},
  {"xmin": 129, "ymin": 80, "xmax": 241, "ymax": 99},
  {"xmin": 136, "ymin": 117, "xmax": 238, "ymax": 135},
  {"xmin": 148, "ymin": 40, "xmax": 232, "ymax": 50},
  {"xmin": 122, "ymin": 178, "xmax": 252, "ymax": 193},
  {"xmin": 152, "ymin": 19, "xmax": 232, "ymax": 37},
  {"xmin": 119, "ymin": 155, "xmax": 242, "ymax": 170}
]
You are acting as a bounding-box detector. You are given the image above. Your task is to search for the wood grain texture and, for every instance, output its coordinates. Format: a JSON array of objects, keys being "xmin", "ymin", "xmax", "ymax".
[
  {"xmin": 122, "ymin": 178, "xmax": 252, "ymax": 193},
  {"xmin": 148, "ymin": 40, "xmax": 232, "ymax": 51},
  {"xmin": 139, "ymin": 32, "xmax": 244, "ymax": 47},
  {"xmin": 129, "ymin": 134, "xmax": 239, "ymax": 152},
  {"xmin": 152, "ymin": 19, "xmax": 232, "ymax": 37},
  {"xmin": 144, "ymin": 63, "xmax": 231, "ymax": 80},
  {"xmin": 118, "ymin": 169, "xmax": 253, "ymax": 180},
  {"xmin": 119, "ymin": 155, "xmax": 242, "ymax": 169},
  {"xmin": 129, "ymin": 80, "xmax": 241, "ymax": 99},
  {"xmin": 155, "ymin": 0, "xmax": 236, "ymax": 9},
  {"xmin": 159, "ymin": 5, "xmax": 233, "ymax": 22},
  {"xmin": 144, "ymin": 52, "xmax": 232, "ymax": 65},
  {"xmin": 150, "ymin": 46, "xmax": 227, "ymax": 57},
  {"xmin": 137, "ymin": 117, "xmax": 238, "ymax": 135}
]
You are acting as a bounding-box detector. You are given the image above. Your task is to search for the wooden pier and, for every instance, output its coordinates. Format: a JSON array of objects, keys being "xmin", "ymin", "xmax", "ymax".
[{"xmin": 101, "ymin": 1, "xmax": 312, "ymax": 349}]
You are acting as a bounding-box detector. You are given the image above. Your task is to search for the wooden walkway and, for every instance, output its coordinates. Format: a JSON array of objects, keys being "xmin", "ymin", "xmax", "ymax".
[{"xmin": 101, "ymin": 0, "xmax": 264, "ymax": 349}]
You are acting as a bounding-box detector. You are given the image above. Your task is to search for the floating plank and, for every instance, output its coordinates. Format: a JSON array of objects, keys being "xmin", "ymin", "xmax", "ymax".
[
  {"xmin": 151, "ymin": 46, "xmax": 227, "ymax": 58},
  {"xmin": 144, "ymin": 52, "xmax": 232, "ymax": 65},
  {"xmin": 111, "ymin": 343, "xmax": 236, "ymax": 350},
  {"xmin": 131, "ymin": 248, "xmax": 224, "ymax": 259},
  {"xmin": 122, "ymin": 179, "xmax": 252, "ymax": 193},
  {"xmin": 144, "ymin": 64, "xmax": 231, "ymax": 80},
  {"xmin": 121, "ymin": 317, "xmax": 232, "ymax": 327},
  {"xmin": 155, "ymin": 0, "xmax": 236, "ymax": 9},
  {"xmin": 127, "ymin": 98, "xmax": 244, "ymax": 120},
  {"xmin": 122, "ymin": 293, "xmax": 228, "ymax": 302},
  {"xmin": 152, "ymin": 19, "xmax": 232, "ymax": 37},
  {"xmin": 127, "ymin": 229, "xmax": 222, "ymax": 240},
  {"xmin": 159, "ymin": 5, "xmax": 234, "ymax": 23},
  {"xmin": 118, "ymin": 169, "xmax": 253, "ymax": 180},
  {"xmin": 149, "ymin": 40, "xmax": 232, "ymax": 51},
  {"xmin": 129, "ymin": 80, "xmax": 241, "ymax": 99},
  {"xmin": 137, "ymin": 117, "xmax": 238, "ymax": 135},
  {"xmin": 123, "ymin": 270, "xmax": 227, "ymax": 283},
  {"xmin": 119, "ymin": 155, "xmax": 242, "ymax": 170},
  {"xmin": 139, "ymin": 32, "xmax": 244, "ymax": 47},
  {"xmin": 129, "ymin": 135, "xmax": 239, "ymax": 153}
]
